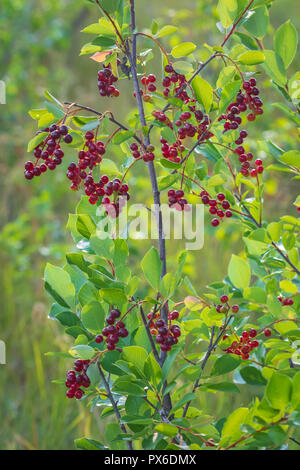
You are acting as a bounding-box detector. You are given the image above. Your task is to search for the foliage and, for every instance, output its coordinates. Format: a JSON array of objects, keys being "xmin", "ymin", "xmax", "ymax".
[{"xmin": 1, "ymin": 0, "xmax": 300, "ymax": 451}]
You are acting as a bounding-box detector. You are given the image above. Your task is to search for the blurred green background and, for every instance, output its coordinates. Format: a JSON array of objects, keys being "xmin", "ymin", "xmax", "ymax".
[{"xmin": 0, "ymin": 0, "xmax": 299, "ymax": 449}]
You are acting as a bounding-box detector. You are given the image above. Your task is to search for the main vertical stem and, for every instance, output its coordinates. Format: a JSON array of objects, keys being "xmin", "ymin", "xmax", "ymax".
[{"xmin": 128, "ymin": 0, "xmax": 171, "ymax": 415}]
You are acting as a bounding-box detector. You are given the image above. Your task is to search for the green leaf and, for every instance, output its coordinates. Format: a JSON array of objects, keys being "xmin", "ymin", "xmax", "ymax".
[
  {"xmin": 97, "ymin": 0, "xmax": 121, "ymax": 14},
  {"xmin": 122, "ymin": 346, "xmax": 148, "ymax": 372},
  {"xmin": 76, "ymin": 215, "xmax": 96, "ymax": 239},
  {"xmin": 100, "ymin": 288, "xmax": 127, "ymax": 306},
  {"xmin": 171, "ymin": 42, "xmax": 196, "ymax": 58},
  {"xmin": 266, "ymin": 372, "xmax": 292, "ymax": 410},
  {"xmin": 79, "ymin": 281, "xmax": 100, "ymax": 306},
  {"xmin": 100, "ymin": 158, "xmax": 121, "ymax": 176},
  {"xmin": 172, "ymin": 393, "xmax": 198, "ymax": 413},
  {"xmin": 292, "ymin": 372, "xmax": 300, "ymax": 409},
  {"xmin": 155, "ymin": 423, "xmax": 178, "ymax": 437},
  {"xmin": 212, "ymin": 355, "xmax": 241, "ymax": 376},
  {"xmin": 141, "ymin": 247, "xmax": 162, "ymax": 291},
  {"xmin": 70, "ymin": 345, "xmax": 95, "ymax": 360},
  {"xmin": 263, "ymin": 50, "xmax": 287, "ymax": 87},
  {"xmin": 221, "ymin": 408, "xmax": 249, "ymax": 445},
  {"xmin": 112, "ymin": 130, "xmax": 135, "ymax": 144},
  {"xmin": 113, "ymin": 378, "xmax": 146, "ymax": 396},
  {"xmin": 274, "ymin": 20, "xmax": 298, "ymax": 68},
  {"xmin": 81, "ymin": 301, "xmax": 105, "ymax": 334},
  {"xmin": 219, "ymin": 80, "xmax": 242, "ymax": 115},
  {"xmin": 280, "ymin": 150, "xmax": 300, "ymax": 168},
  {"xmin": 216, "ymin": 66, "xmax": 236, "ymax": 88},
  {"xmin": 228, "ymin": 254, "xmax": 251, "ymax": 289},
  {"xmin": 75, "ymin": 438, "xmax": 107, "ymax": 450},
  {"xmin": 92, "ymin": 36, "xmax": 116, "ymax": 47},
  {"xmin": 157, "ymin": 25, "xmax": 178, "ymax": 38},
  {"xmin": 201, "ymin": 382, "xmax": 240, "ymax": 393},
  {"xmin": 44, "ymin": 90, "xmax": 63, "ymax": 107},
  {"xmin": 243, "ymin": 287, "xmax": 267, "ymax": 304},
  {"xmin": 65, "ymin": 131, "xmax": 84, "ymax": 149},
  {"xmin": 238, "ymin": 50, "xmax": 265, "ymax": 65},
  {"xmin": 243, "ymin": 6, "xmax": 269, "ymax": 39},
  {"xmin": 27, "ymin": 132, "xmax": 48, "ymax": 152},
  {"xmin": 44, "ymin": 263, "xmax": 75, "ymax": 309},
  {"xmin": 240, "ymin": 366, "xmax": 267, "ymax": 386},
  {"xmin": 191, "ymin": 76, "xmax": 213, "ymax": 113},
  {"xmin": 217, "ymin": 0, "xmax": 238, "ymax": 28},
  {"xmin": 55, "ymin": 311, "xmax": 81, "ymax": 328}
]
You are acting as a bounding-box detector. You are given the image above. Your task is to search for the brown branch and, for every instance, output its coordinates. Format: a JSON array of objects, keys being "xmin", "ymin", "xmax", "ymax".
[
  {"xmin": 64, "ymin": 101, "xmax": 142, "ymax": 145},
  {"xmin": 220, "ymin": 0, "xmax": 255, "ymax": 47}
]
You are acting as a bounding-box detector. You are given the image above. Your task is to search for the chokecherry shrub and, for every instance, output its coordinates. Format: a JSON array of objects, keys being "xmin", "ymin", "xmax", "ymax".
[{"xmin": 25, "ymin": 0, "xmax": 300, "ymax": 451}]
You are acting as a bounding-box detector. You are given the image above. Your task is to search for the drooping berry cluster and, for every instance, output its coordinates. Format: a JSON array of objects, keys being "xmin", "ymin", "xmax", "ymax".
[
  {"xmin": 101, "ymin": 178, "xmax": 130, "ymax": 218},
  {"xmin": 97, "ymin": 309, "xmax": 129, "ymax": 351},
  {"xmin": 223, "ymin": 329, "xmax": 259, "ymax": 360},
  {"xmin": 160, "ymin": 137, "xmax": 184, "ymax": 163},
  {"xmin": 66, "ymin": 131, "xmax": 106, "ymax": 191},
  {"xmin": 65, "ymin": 359, "xmax": 91, "ymax": 399},
  {"xmin": 278, "ymin": 296, "xmax": 294, "ymax": 306},
  {"xmin": 175, "ymin": 108, "xmax": 213, "ymax": 142},
  {"xmin": 219, "ymin": 78, "xmax": 264, "ymax": 177},
  {"xmin": 200, "ymin": 191, "xmax": 232, "ymax": 227},
  {"xmin": 97, "ymin": 63, "xmax": 120, "ymax": 97},
  {"xmin": 151, "ymin": 310, "xmax": 181, "ymax": 352},
  {"xmin": 162, "ymin": 64, "xmax": 189, "ymax": 102},
  {"xmin": 130, "ymin": 142, "xmax": 155, "ymax": 162},
  {"xmin": 141, "ymin": 74, "xmax": 157, "ymax": 101},
  {"xmin": 168, "ymin": 189, "xmax": 189, "ymax": 211},
  {"xmin": 24, "ymin": 124, "xmax": 72, "ymax": 180}
]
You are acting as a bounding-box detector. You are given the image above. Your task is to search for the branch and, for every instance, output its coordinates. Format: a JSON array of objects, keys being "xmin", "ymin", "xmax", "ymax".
[
  {"xmin": 221, "ymin": 416, "xmax": 289, "ymax": 450},
  {"xmin": 235, "ymin": 194, "xmax": 300, "ymax": 277},
  {"xmin": 220, "ymin": 0, "xmax": 255, "ymax": 47},
  {"xmin": 182, "ymin": 316, "xmax": 233, "ymax": 418},
  {"xmin": 127, "ymin": 3, "xmax": 167, "ymax": 319},
  {"xmin": 97, "ymin": 364, "xmax": 134, "ymax": 450},
  {"xmin": 128, "ymin": 0, "xmax": 171, "ymax": 416},
  {"xmin": 64, "ymin": 101, "xmax": 142, "ymax": 145},
  {"xmin": 139, "ymin": 305, "xmax": 162, "ymax": 365}
]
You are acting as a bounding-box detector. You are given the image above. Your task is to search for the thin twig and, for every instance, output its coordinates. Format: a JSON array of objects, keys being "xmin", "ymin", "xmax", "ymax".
[
  {"xmin": 140, "ymin": 305, "xmax": 161, "ymax": 365},
  {"xmin": 98, "ymin": 363, "xmax": 134, "ymax": 450},
  {"xmin": 64, "ymin": 101, "xmax": 142, "ymax": 145}
]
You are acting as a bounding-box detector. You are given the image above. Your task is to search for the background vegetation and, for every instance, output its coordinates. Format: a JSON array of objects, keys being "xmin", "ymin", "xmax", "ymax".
[{"xmin": 0, "ymin": 0, "xmax": 299, "ymax": 450}]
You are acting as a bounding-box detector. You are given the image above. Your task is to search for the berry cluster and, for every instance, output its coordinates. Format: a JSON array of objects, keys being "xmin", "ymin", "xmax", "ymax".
[
  {"xmin": 223, "ymin": 329, "xmax": 259, "ymax": 360},
  {"xmin": 141, "ymin": 74, "xmax": 157, "ymax": 101},
  {"xmin": 151, "ymin": 311, "xmax": 181, "ymax": 352},
  {"xmin": 101, "ymin": 178, "xmax": 130, "ymax": 218},
  {"xmin": 175, "ymin": 108, "xmax": 213, "ymax": 142},
  {"xmin": 24, "ymin": 124, "xmax": 72, "ymax": 180},
  {"xmin": 162, "ymin": 64, "xmax": 189, "ymax": 102},
  {"xmin": 278, "ymin": 296, "xmax": 294, "ymax": 306},
  {"xmin": 200, "ymin": 191, "xmax": 232, "ymax": 227},
  {"xmin": 66, "ymin": 131, "xmax": 106, "ymax": 191},
  {"xmin": 160, "ymin": 137, "xmax": 184, "ymax": 163},
  {"xmin": 97, "ymin": 309, "xmax": 129, "ymax": 351},
  {"xmin": 97, "ymin": 64, "xmax": 120, "ymax": 97},
  {"xmin": 65, "ymin": 359, "xmax": 91, "ymax": 399},
  {"xmin": 219, "ymin": 78, "xmax": 264, "ymax": 177},
  {"xmin": 216, "ymin": 295, "xmax": 239, "ymax": 313},
  {"xmin": 168, "ymin": 189, "xmax": 189, "ymax": 211},
  {"xmin": 130, "ymin": 142, "xmax": 155, "ymax": 162},
  {"xmin": 154, "ymin": 108, "xmax": 213, "ymax": 163}
]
